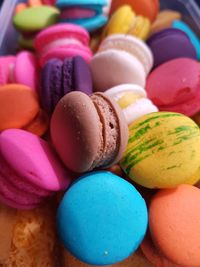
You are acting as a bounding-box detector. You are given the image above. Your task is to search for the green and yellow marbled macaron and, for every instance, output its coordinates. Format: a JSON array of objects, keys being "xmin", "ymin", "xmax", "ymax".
[{"xmin": 120, "ymin": 112, "xmax": 200, "ymax": 188}]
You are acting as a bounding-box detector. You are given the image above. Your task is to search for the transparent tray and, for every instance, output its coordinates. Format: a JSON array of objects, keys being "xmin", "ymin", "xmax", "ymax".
[{"xmin": 0, "ymin": 0, "xmax": 200, "ymax": 55}]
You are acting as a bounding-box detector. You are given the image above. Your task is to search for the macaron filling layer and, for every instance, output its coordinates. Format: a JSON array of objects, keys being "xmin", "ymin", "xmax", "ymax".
[
  {"xmin": 60, "ymin": 7, "xmax": 97, "ymax": 19},
  {"xmin": 90, "ymin": 93, "xmax": 120, "ymax": 169}
]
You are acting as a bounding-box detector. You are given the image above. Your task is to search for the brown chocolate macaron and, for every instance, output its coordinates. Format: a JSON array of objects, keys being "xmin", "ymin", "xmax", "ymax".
[{"xmin": 50, "ymin": 91, "xmax": 128, "ymax": 173}]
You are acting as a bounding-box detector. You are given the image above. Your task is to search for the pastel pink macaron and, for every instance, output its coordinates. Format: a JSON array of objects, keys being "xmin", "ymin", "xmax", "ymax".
[
  {"xmin": 146, "ymin": 58, "xmax": 200, "ymax": 117},
  {"xmin": 34, "ymin": 23, "xmax": 93, "ymax": 67},
  {"xmin": 0, "ymin": 51, "xmax": 39, "ymax": 91},
  {"xmin": 0, "ymin": 129, "xmax": 72, "ymax": 209}
]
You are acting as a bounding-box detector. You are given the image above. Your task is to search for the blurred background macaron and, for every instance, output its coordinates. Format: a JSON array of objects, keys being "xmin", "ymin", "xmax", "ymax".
[{"xmin": 147, "ymin": 28, "xmax": 197, "ymax": 68}]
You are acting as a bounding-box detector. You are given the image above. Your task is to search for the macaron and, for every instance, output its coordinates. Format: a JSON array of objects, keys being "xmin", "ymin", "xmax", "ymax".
[
  {"xmin": 51, "ymin": 91, "xmax": 128, "ymax": 173},
  {"xmin": 56, "ymin": 0, "xmax": 108, "ymax": 32},
  {"xmin": 0, "ymin": 129, "xmax": 72, "ymax": 209},
  {"xmin": 172, "ymin": 20, "xmax": 200, "ymax": 60},
  {"xmin": 147, "ymin": 28, "xmax": 197, "ymax": 68},
  {"xmin": 57, "ymin": 171, "xmax": 148, "ymax": 265},
  {"xmin": 105, "ymin": 84, "xmax": 158, "ymax": 125},
  {"xmin": 0, "ymin": 84, "xmax": 40, "ymax": 131},
  {"xmin": 34, "ymin": 23, "xmax": 93, "ymax": 67},
  {"xmin": 0, "ymin": 52, "xmax": 38, "ymax": 90},
  {"xmin": 13, "ymin": 5, "xmax": 60, "ymax": 32},
  {"xmin": 91, "ymin": 34, "xmax": 153, "ymax": 92},
  {"xmin": 120, "ymin": 112, "xmax": 200, "ymax": 189},
  {"xmin": 147, "ymin": 185, "xmax": 200, "ymax": 266},
  {"xmin": 102, "ymin": 5, "xmax": 151, "ymax": 41},
  {"xmin": 41, "ymin": 56, "xmax": 93, "ymax": 114},
  {"xmin": 150, "ymin": 9, "xmax": 182, "ymax": 34},
  {"xmin": 110, "ymin": 0, "xmax": 159, "ymax": 22},
  {"xmin": 98, "ymin": 34, "xmax": 153, "ymax": 75},
  {"xmin": 146, "ymin": 58, "xmax": 200, "ymax": 117},
  {"xmin": 0, "ymin": 203, "xmax": 16, "ymax": 264},
  {"xmin": 5, "ymin": 201, "xmax": 59, "ymax": 266}
]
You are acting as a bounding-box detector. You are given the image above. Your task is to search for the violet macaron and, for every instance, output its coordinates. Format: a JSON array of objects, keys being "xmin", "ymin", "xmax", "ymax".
[
  {"xmin": 0, "ymin": 129, "xmax": 72, "ymax": 209},
  {"xmin": 50, "ymin": 91, "xmax": 128, "ymax": 173},
  {"xmin": 147, "ymin": 28, "xmax": 197, "ymax": 68},
  {"xmin": 41, "ymin": 56, "xmax": 93, "ymax": 114}
]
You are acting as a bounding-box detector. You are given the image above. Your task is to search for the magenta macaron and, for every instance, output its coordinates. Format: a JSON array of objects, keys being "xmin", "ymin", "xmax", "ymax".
[
  {"xmin": 0, "ymin": 129, "xmax": 72, "ymax": 209},
  {"xmin": 34, "ymin": 23, "xmax": 93, "ymax": 67}
]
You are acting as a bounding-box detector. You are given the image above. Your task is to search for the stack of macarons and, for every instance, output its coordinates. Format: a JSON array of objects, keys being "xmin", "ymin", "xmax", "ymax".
[
  {"xmin": 55, "ymin": 0, "xmax": 108, "ymax": 32},
  {"xmin": 13, "ymin": 0, "xmax": 60, "ymax": 50},
  {"xmin": 34, "ymin": 23, "xmax": 93, "ymax": 67}
]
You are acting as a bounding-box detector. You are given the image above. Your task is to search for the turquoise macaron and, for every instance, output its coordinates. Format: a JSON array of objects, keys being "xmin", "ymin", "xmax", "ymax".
[
  {"xmin": 172, "ymin": 20, "xmax": 200, "ymax": 60},
  {"xmin": 56, "ymin": 0, "xmax": 108, "ymax": 32},
  {"xmin": 57, "ymin": 171, "xmax": 148, "ymax": 265}
]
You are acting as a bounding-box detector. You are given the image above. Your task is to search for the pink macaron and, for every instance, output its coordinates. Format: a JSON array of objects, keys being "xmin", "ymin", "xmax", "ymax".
[
  {"xmin": 0, "ymin": 51, "xmax": 39, "ymax": 91},
  {"xmin": 146, "ymin": 58, "xmax": 200, "ymax": 117},
  {"xmin": 34, "ymin": 23, "xmax": 93, "ymax": 67},
  {"xmin": 0, "ymin": 129, "xmax": 72, "ymax": 209}
]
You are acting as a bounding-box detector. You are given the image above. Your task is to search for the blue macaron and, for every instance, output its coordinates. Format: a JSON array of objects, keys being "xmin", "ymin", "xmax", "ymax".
[
  {"xmin": 172, "ymin": 20, "xmax": 200, "ymax": 60},
  {"xmin": 57, "ymin": 171, "xmax": 148, "ymax": 266},
  {"xmin": 56, "ymin": 0, "xmax": 108, "ymax": 32}
]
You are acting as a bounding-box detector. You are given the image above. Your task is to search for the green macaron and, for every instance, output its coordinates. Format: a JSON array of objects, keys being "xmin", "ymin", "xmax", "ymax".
[{"xmin": 13, "ymin": 6, "xmax": 60, "ymax": 32}]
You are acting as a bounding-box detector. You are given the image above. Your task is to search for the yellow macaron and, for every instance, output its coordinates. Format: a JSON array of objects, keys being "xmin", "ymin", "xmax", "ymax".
[
  {"xmin": 102, "ymin": 5, "xmax": 151, "ymax": 41},
  {"xmin": 120, "ymin": 112, "xmax": 200, "ymax": 188}
]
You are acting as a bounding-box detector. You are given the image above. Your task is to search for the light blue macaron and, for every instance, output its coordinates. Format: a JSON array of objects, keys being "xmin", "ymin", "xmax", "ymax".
[
  {"xmin": 57, "ymin": 171, "xmax": 148, "ymax": 266},
  {"xmin": 172, "ymin": 20, "xmax": 200, "ymax": 60}
]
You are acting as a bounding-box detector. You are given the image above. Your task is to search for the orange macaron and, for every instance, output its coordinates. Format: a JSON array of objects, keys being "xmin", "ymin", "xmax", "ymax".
[
  {"xmin": 148, "ymin": 185, "xmax": 200, "ymax": 267},
  {"xmin": 0, "ymin": 84, "xmax": 40, "ymax": 131},
  {"xmin": 109, "ymin": 0, "xmax": 159, "ymax": 22}
]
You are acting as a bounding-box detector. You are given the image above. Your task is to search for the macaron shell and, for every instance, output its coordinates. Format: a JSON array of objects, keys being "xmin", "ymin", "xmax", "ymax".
[
  {"xmin": 91, "ymin": 50, "xmax": 146, "ymax": 92},
  {"xmin": 14, "ymin": 51, "xmax": 38, "ymax": 91},
  {"xmin": 101, "ymin": 5, "xmax": 135, "ymax": 38},
  {"xmin": 0, "ymin": 129, "xmax": 71, "ymax": 191},
  {"xmin": 99, "ymin": 34, "xmax": 153, "ymax": 75},
  {"xmin": 41, "ymin": 58, "xmax": 63, "ymax": 114},
  {"xmin": 0, "ymin": 84, "xmax": 40, "ymax": 131},
  {"xmin": 34, "ymin": 23, "xmax": 90, "ymax": 52},
  {"xmin": 0, "ymin": 56, "xmax": 16, "ymax": 85},
  {"xmin": 39, "ymin": 45, "xmax": 92, "ymax": 67},
  {"xmin": 13, "ymin": 6, "xmax": 60, "ymax": 32},
  {"xmin": 120, "ymin": 112, "xmax": 200, "ymax": 188},
  {"xmin": 57, "ymin": 171, "xmax": 148, "ymax": 265},
  {"xmin": 146, "ymin": 58, "xmax": 200, "ymax": 116},
  {"xmin": 149, "ymin": 185, "xmax": 200, "ymax": 266},
  {"xmin": 147, "ymin": 28, "xmax": 197, "ymax": 68},
  {"xmin": 172, "ymin": 20, "xmax": 200, "ymax": 60},
  {"xmin": 110, "ymin": 0, "xmax": 159, "ymax": 22}
]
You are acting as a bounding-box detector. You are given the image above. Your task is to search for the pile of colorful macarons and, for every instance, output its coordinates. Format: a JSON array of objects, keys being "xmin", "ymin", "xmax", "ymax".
[{"xmin": 0, "ymin": 0, "xmax": 200, "ymax": 266}]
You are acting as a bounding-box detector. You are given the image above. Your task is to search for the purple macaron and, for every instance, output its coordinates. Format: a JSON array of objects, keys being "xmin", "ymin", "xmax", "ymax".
[
  {"xmin": 41, "ymin": 56, "xmax": 93, "ymax": 114},
  {"xmin": 147, "ymin": 28, "xmax": 197, "ymax": 68}
]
